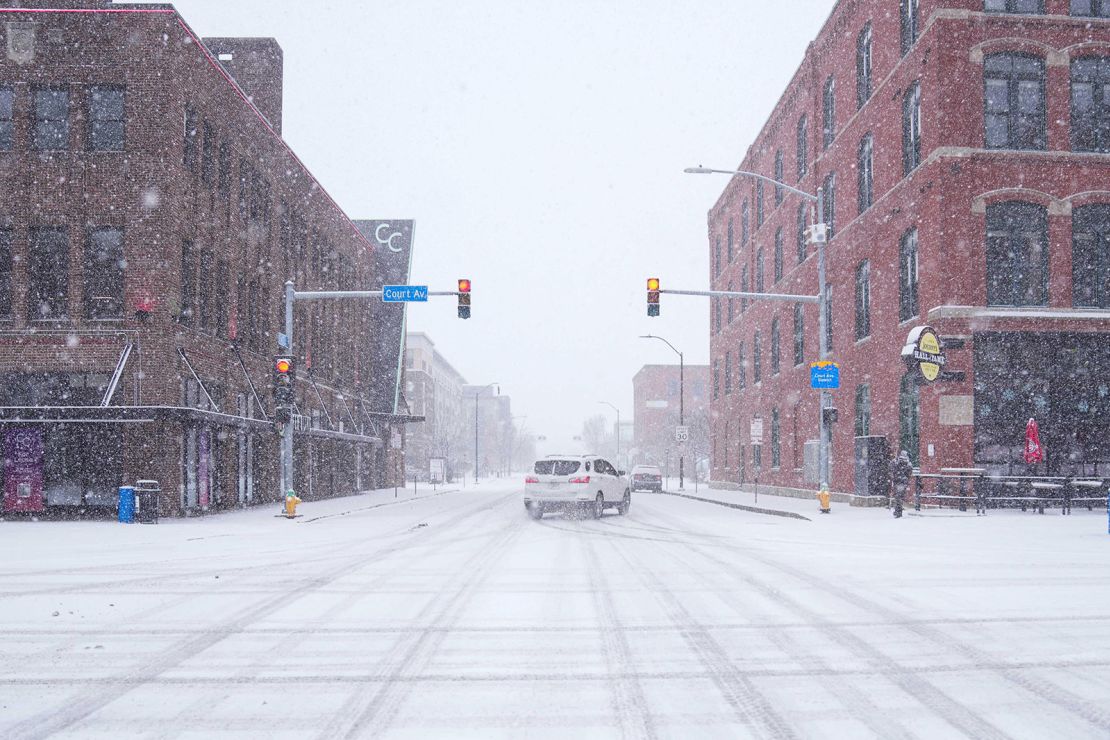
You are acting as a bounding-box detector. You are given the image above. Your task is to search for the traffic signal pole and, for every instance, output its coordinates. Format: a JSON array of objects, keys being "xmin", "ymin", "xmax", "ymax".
[{"xmin": 279, "ymin": 280, "xmax": 468, "ymax": 499}]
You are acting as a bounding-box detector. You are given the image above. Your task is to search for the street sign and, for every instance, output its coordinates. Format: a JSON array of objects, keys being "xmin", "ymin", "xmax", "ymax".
[
  {"xmin": 382, "ymin": 285, "xmax": 429, "ymax": 303},
  {"xmin": 750, "ymin": 418, "xmax": 764, "ymax": 445},
  {"xmin": 675, "ymin": 426, "xmax": 689, "ymax": 443},
  {"xmin": 429, "ymin": 457, "xmax": 445, "ymax": 483},
  {"xmin": 810, "ymin": 360, "xmax": 840, "ymax": 389},
  {"xmin": 277, "ymin": 332, "xmax": 290, "ymax": 349}
]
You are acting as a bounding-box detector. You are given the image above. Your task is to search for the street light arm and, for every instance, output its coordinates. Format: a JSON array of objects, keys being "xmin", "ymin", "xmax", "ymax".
[
  {"xmin": 639, "ymin": 334, "xmax": 681, "ymax": 360},
  {"xmin": 684, "ymin": 166, "xmax": 819, "ymax": 203}
]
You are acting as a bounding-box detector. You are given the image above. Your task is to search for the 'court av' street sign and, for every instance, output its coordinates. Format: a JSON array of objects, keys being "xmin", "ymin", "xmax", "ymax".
[{"xmin": 383, "ymin": 285, "xmax": 428, "ymax": 302}]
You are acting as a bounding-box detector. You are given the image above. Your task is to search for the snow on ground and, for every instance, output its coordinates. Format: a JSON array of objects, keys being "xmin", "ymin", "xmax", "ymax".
[{"xmin": 1, "ymin": 479, "xmax": 1109, "ymax": 738}]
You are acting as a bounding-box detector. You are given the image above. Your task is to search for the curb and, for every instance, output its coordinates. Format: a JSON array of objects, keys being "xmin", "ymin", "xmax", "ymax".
[{"xmin": 658, "ymin": 490, "xmax": 811, "ymax": 521}]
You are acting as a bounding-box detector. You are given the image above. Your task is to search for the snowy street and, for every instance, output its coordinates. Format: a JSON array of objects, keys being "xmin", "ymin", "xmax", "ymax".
[{"xmin": 2, "ymin": 481, "xmax": 1110, "ymax": 738}]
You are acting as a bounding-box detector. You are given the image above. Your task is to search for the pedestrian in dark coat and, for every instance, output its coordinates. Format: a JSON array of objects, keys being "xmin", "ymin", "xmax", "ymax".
[{"xmin": 890, "ymin": 450, "xmax": 912, "ymax": 518}]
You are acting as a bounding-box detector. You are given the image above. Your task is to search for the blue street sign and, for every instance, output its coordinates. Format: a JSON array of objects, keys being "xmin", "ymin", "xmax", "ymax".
[
  {"xmin": 382, "ymin": 285, "xmax": 429, "ymax": 303},
  {"xmin": 810, "ymin": 361, "xmax": 840, "ymax": 390}
]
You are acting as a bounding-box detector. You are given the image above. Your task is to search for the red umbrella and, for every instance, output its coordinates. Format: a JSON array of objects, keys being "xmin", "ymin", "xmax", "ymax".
[{"xmin": 1023, "ymin": 417, "xmax": 1044, "ymax": 464}]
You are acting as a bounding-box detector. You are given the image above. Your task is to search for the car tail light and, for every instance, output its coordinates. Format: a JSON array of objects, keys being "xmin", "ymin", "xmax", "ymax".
[
  {"xmin": 525, "ymin": 476, "xmax": 539, "ymax": 484},
  {"xmin": 569, "ymin": 475, "xmax": 591, "ymax": 484}
]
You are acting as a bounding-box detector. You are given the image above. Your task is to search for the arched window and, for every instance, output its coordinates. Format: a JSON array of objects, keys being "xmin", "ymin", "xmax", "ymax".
[
  {"xmin": 770, "ymin": 317, "xmax": 781, "ymax": 376},
  {"xmin": 1071, "ymin": 56, "xmax": 1110, "ymax": 153},
  {"xmin": 796, "ymin": 115, "xmax": 808, "ymax": 179},
  {"xmin": 986, "ymin": 201, "xmax": 1048, "ymax": 306},
  {"xmin": 822, "ymin": 76, "xmax": 836, "ymax": 149},
  {"xmin": 984, "ymin": 53, "xmax": 1046, "ymax": 150},
  {"xmin": 858, "ymin": 133, "xmax": 874, "ymax": 213},
  {"xmin": 1072, "ymin": 204, "xmax": 1110, "ymax": 308},
  {"xmin": 856, "ymin": 23, "xmax": 873, "ymax": 109}
]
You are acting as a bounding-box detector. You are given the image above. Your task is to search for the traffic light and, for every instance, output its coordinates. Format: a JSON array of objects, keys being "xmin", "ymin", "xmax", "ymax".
[
  {"xmin": 457, "ymin": 278, "xmax": 471, "ymax": 319},
  {"xmin": 273, "ymin": 356, "xmax": 296, "ymax": 408},
  {"xmin": 647, "ymin": 277, "xmax": 660, "ymax": 317}
]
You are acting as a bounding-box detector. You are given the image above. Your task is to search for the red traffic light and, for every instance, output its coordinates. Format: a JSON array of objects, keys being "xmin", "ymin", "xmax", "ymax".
[
  {"xmin": 275, "ymin": 358, "xmax": 292, "ymax": 374},
  {"xmin": 458, "ymin": 278, "xmax": 471, "ymax": 293}
]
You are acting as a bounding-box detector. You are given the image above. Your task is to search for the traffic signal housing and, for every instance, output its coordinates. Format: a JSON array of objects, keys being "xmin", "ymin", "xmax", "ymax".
[
  {"xmin": 647, "ymin": 277, "xmax": 660, "ymax": 317},
  {"xmin": 458, "ymin": 278, "xmax": 471, "ymax": 319},
  {"xmin": 273, "ymin": 356, "xmax": 296, "ymax": 408}
]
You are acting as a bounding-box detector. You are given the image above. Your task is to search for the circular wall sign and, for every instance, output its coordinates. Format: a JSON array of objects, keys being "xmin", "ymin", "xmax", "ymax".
[{"xmin": 902, "ymin": 325, "xmax": 947, "ymax": 382}]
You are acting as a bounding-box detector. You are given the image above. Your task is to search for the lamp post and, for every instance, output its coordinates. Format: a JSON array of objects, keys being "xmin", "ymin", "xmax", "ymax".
[
  {"xmin": 472, "ymin": 382, "xmax": 499, "ymax": 484},
  {"xmin": 639, "ymin": 334, "xmax": 685, "ymax": 490},
  {"xmin": 684, "ymin": 166, "xmax": 831, "ymax": 493},
  {"xmin": 598, "ymin": 401, "xmax": 621, "ymax": 470}
]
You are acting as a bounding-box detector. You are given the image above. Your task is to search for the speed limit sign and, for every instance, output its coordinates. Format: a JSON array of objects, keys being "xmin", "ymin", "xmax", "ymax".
[{"xmin": 675, "ymin": 426, "xmax": 689, "ymax": 443}]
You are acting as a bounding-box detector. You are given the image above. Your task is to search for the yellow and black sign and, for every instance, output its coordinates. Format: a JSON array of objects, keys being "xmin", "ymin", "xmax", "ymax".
[{"xmin": 902, "ymin": 325, "xmax": 946, "ymax": 382}]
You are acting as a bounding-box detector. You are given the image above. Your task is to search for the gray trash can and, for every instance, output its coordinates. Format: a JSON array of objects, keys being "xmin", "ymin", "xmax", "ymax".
[{"xmin": 133, "ymin": 479, "xmax": 160, "ymax": 524}]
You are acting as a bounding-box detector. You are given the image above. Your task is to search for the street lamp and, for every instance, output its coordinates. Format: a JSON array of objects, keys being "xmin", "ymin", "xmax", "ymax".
[
  {"xmin": 685, "ymin": 165, "xmax": 831, "ymax": 493},
  {"xmin": 598, "ymin": 401, "xmax": 621, "ymax": 471},
  {"xmin": 472, "ymin": 382, "xmax": 499, "ymax": 484},
  {"xmin": 639, "ymin": 334, "xmax": 685, "ymax": 490}
]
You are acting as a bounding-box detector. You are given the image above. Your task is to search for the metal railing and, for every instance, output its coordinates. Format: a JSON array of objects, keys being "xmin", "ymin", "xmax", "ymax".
[{"xmin": 909, "ymin": 470, "xmax": 1109, "ymax": 515}]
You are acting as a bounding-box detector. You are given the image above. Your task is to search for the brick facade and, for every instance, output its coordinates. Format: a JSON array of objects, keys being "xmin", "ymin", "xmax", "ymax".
[
  {"xmin": 705, "ymin": 0, "xmax": 1110, "ymax": 497},
  {"xmin": 632, "ymin": 364, "xmax": 709, "ymax": 476},
  {"xmin": 0, "ymin": 2, "xmax": 409, "ymax": 516}
]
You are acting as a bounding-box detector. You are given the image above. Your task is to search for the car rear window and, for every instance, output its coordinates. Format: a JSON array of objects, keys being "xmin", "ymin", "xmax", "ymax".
[{"xmin": 534, "ymin": 460, "xmax": 581, "ymax": 475}]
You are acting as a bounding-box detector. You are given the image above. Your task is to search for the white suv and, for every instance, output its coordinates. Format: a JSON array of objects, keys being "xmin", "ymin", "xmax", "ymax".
[{"xmin": 523, "ymin": 455, "xmax": 630, "ymax": 520}]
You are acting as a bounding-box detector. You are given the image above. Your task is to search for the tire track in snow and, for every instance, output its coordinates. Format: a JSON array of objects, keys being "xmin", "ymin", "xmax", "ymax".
[
  {"xmin": 3, "ymin": 490, "xmax": 518, "ymax": 740},
  {"xmin": 581, "ymin": 533, "xmax": 659, "ymax": 739}
]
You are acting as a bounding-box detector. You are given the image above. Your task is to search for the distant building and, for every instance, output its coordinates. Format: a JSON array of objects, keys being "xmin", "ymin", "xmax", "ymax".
[
  {"xmin": 0, "ymin": 1, "xmax": 414, "ymax": 516},
  {"xmin": 632, "ymin": 365, "xmax": 709, "ymax": 477},
  {"xmin": 463, "ymin": 385, "xmax": 512, "ymax": 479},
  {"xmin": 405, "ymin": 333, "xmax": 468, "ymax": 481},
  {"xmin": 704, "ymin": 0, "xmax": 1110, "ymax": 497}
]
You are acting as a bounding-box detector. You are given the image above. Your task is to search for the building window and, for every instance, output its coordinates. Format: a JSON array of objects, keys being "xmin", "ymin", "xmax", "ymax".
[
  {"xmin": 218, "ymin": 142, "xmax": 231, "ymax": 213},
  {"xmin": 774, "ymin": 151, "xmax": 784, "ymax": 205},
  {"xmin": 985, "ymin": 53, "xmax": 1046, "ymax": 150},
  {"xmin": 1072, "ymin": 204, "xmax": 1110, "ymax": 308},
  {"xmin": 821, "ymin": 173, "xmax": 836, "ymax": 238},
  {"xmin": 756, "ymin": 181, "xmax": 765, "ymax": 227},
  {"xmin": 753, "ymin": 331, "xmax": 762, "ymax": 383},
  {"xmin": 84, "ymin": 228, "xmax": 124, "ymax": 319},
  {"xmin": 797, "ymin": 115, "xmax": 808, "ymax": 179},
  {"xmin": 88, "ymin": 86, "xmax": 124, "ymax": 152},
  {"xmin": 741, "ymin": 267, "xmax": 750, "ymax": 312},
  {"xmin": 184, "ymin": 105, "xmax": 199, "ymax": 170},
  {"xmin": 770, "ymin": 317, "xmax": 781, "ymax": 376},
  {"xmin": 0, "ymin": 228, "xmax": 11, "ymax": 318},
  {"xmin": 1071, "ymin": 0, "xmax": 1110, "ymax": 16},
  {"xmin": 774, "ymin": 228, "xmax": 784, "ymax": 283},
  {"xmin": 713, "ymin": 360, "xmax": 720, "ymax": 400},
  {"xmin": 900, "ymin": 0, "xmax": 919, "ymax": 56},
  {"xmin": 858, "ymin": 133, "xmax": 874, "ymax": 214},
  {"xmin": 755, "ymin": 248, "xmax": 765, "ymax": 293},
  {"xmin": 0, "ymin": 87, "xmax": 14, "ymax": 151},
  {"xmin": 824, "ymin": 285, "xmax": 834, "ymax": 352},
  {"xmin": 752, "ymin": 439, "xmax": 762, "ymax": 472},
  {"xmin": 724, "ymin": 351, "xmax": 732, "ymax": 394},
  {"xmin": 899, "ymin": 373, "xmax": 920, "ymax": 464},
  {"xmin": 899, "ymin": 228, "xmax": 919, "ymax": 321},
  {"xmin": 727, "ymin": 219, "xmax": 734, "ymax": 262},
  {"xmin": 180, "ymin": 238, "xmax": 196, "ymax": 324},
  {"xmin": 1071, "ymin": 57, "xmax": 1110, "ymax": 153},
  {"xmin": 737, "ymin": 341, "xmax": 747, "ymax": 389},
  {"xmin": 29, "ymin": 227, "xmax": 68, "ymax": 320},
  {"xmin": 33, "ymin": 87, "xmax": 69, "ymax": 151},
  {"xmin": 797, "ymin": 202, "xmax": 808, "ymax": 263},
  {"xmin": 771, "ymin": 409, "xmax": 781, "ymax": 469},
  {"xmin": 727, "ymin": 281, "xmax": 735, "ymax": 322},
  {"xmin": 215, "ymin": 258, "xmax": 229, "ymax": 337},
  {"xmin": 855, "ymin": 260, "xmax": 871, "ymax": 340},
  {"xmin": 903, "ymin": 81, "xmax": 922, "ymax": 174},
  {"xmin": 741, "ymin": 201, "xmax": 750, "ymax": 246},
  {"xmin": 201, "ymin": 122, "xmax": 215, "ymax": 186},
  {"xmin": 714, "ymin": 297, "xmax": 722, "ymax": 333},
  {"xmin": 793, "ymin": 304, "xmax": 804, "ymax": 366},
  {"xmin": 822, "ymin": 76, "xmax": 836, "ymax": 149},
  {"xmin": 714, "ymin": 241, "xmax": 721, "ymax": 278},
  {"xmin": 198, "ymin": 248, "xmax": 214, "ymax": 330},
  {"xmin": 986, "ymin": 201, "xmax": 1048, "ymax": 306},
  {"xmin": 857, "ymin": 23, "xmax": 873, "ymax": 109},
  {"xmin": 985, "ymin": 0, "xmax": 1044, "ymax": 12},
  {"xmin": 855, "ymin": 384, "xmax": 872, "ymax": 437}
]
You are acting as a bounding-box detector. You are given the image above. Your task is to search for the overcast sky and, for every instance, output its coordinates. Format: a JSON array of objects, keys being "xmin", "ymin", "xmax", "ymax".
[{"xmin": 147, "ymin": 0, "xmax": 835, "ymax": 455}]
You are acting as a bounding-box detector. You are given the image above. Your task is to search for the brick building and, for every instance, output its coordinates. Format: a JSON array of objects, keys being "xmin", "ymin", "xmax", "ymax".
[
  {"xmin": 404, "ymin": 332, "xmax": 469, "ymax": 482},
  {"xmin": 705, "ymin": 0, "xmax": 1110, "ymax": 498},
  {"xmin": 632, "ymin": 364, "xmax": 709, "ymax": 477},
  {"xmin": 0, "ymin": 1, "xmax": 413, "ymax": 516}
]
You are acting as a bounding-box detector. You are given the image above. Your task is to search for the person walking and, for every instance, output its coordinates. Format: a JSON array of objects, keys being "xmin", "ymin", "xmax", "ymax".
[{"xmin": 890, "ymin": 450, "xmax": 913, "ymax": 519}]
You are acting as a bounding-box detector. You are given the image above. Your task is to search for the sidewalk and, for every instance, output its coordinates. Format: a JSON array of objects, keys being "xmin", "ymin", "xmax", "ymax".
[{"xmin": 656, "ymin": 479, "xmax": 835, "ymax": 520}]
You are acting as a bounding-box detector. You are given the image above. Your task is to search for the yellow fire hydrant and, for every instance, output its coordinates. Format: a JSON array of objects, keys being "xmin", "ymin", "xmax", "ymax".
[
  {"xmin": 816, "ymin": 487, "xmax": 831, "ymax": 514},
  {"xmin": 283, "ymin": 489, "xmax": 301, "ymax": 519}
]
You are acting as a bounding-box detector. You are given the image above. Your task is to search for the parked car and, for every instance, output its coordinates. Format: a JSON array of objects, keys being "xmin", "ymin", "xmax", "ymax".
[
  {"xmin": 630, "ymin": 464, "xmax": 663, "ymax": 492},
  {"xmin": 523, "ymin": 455, "xmax": 630, "ymax": 520}
]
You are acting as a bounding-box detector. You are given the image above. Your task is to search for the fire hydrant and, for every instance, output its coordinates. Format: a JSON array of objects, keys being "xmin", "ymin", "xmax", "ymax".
[
  {"xmin": 816, "ymin": 487, "xmax": 831, "ymax": 514},
  {"xmin": 283, "ymin": 489, "xmax": 301, "ymax": 519}
]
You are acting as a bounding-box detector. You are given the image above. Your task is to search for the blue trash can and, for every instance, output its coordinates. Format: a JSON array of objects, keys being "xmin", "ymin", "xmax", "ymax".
[{"xmin": 118, "ymin": 486, "xmax": 135, "ymax": 523}]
